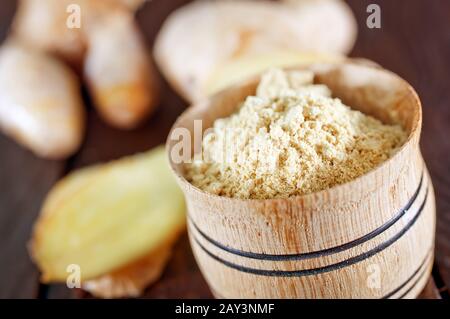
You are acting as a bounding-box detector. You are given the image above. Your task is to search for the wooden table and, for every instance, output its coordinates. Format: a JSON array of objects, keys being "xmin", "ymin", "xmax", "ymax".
[{"xmin": 0, "ymin": 0, "xmax": 448, "ymax": 299}]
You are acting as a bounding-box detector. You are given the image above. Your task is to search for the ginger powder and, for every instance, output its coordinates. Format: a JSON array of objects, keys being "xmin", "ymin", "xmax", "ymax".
[{"xmin": 185, "ymin": 69, "xmax": 407, "ymax": 199}]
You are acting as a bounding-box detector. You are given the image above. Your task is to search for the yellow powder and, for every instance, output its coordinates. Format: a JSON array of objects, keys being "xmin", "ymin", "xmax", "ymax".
[{"xmin": 185, "ymin": 69, "xmax": 407, "ymax": 199}]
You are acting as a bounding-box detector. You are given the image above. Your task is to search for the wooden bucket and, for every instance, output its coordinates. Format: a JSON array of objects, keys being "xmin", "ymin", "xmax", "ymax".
[{"xmin": 166, "ymin": 62, "xmax": 436, "ymax": 299}]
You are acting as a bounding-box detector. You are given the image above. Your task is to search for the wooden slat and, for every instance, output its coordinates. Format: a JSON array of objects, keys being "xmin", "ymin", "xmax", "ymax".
[{"xmin": 0, "ymin": 134, "xmax": 65, "ymax": 298}]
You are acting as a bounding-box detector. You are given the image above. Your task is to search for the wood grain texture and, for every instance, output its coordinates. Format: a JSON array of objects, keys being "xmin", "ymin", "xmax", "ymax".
[
  {"xmin": 0, "ymin": 0, "xmax": 448, "ymax": 299},
  {"xmin": 0, "ymin": 134, "xmax": 64, "ymax": 298}
]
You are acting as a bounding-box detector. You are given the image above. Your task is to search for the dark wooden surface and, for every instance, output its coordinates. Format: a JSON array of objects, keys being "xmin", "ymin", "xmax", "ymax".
[{"xmin": 0, "ymin": 0, "xmax": 448, "ymax": 299}]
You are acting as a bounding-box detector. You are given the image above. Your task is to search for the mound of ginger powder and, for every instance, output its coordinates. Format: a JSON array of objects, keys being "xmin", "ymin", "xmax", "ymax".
[{"xmin": 185, "ymin": 69, "xmax": 407, "ymax": 199}]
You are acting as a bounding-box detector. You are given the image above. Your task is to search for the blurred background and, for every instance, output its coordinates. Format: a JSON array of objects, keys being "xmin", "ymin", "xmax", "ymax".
[{"xmin": 0, "ymin": 0, "xmax": 449, "ymax": 299}]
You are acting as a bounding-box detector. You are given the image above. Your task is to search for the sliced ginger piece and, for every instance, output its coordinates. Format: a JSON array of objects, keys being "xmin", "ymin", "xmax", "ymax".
[
  {"xmin": 31, "ymin": 146, "xmax": 186, "ymax": 292},
  {"xmin": 83, "ymin": 242, "xmax": 173, "ymax": 298}
]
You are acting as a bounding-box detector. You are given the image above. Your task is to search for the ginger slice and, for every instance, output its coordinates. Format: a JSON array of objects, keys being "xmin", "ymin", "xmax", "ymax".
[
  {"xmin": 83, "ymin": 240, "xmax": 175, "ymax": 298},
  {"xmin": 31, "ymin": 146, "xmax": 186, "ymax": 291}
]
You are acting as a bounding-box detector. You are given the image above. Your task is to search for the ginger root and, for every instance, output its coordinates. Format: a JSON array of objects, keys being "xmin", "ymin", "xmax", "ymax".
[
  {"xmin": 13, "ymin": 0, "xmax": 158, "ymax": 129},
  {"xmin": 154, "ymin": 0, "xmax": 357, "ymax": 102},
  {"xmin": 31, "ymin": 146, "xmax": 186, "ymax": 297},
  {"xmin": 83, "ymin": 7, "xmax": 158, "ymax": 129},
  {"xmin": 0, "ymin": 41, "xmax": 85, "ymax": 159}
]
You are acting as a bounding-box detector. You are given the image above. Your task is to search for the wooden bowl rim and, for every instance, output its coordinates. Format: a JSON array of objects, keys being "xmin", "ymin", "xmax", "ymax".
[{"xmin": 166, "ymin": 61, "xmax": 422, "ymax": 205}]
